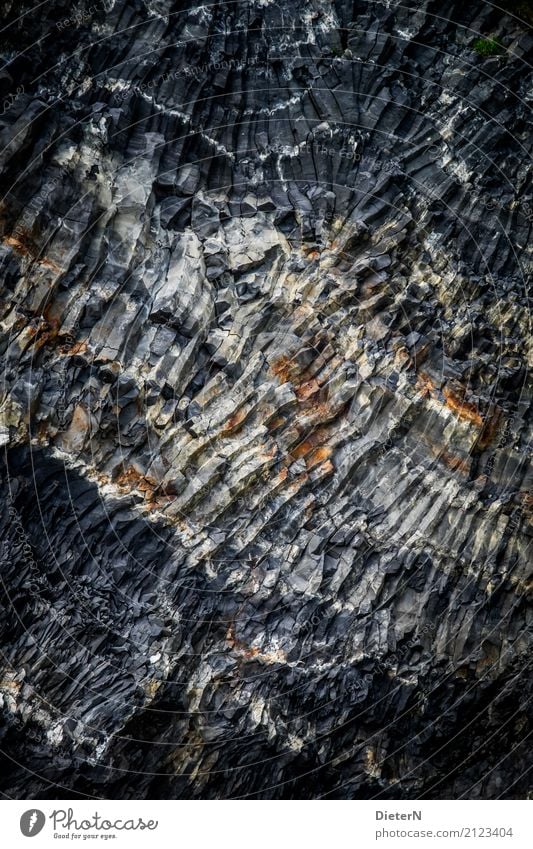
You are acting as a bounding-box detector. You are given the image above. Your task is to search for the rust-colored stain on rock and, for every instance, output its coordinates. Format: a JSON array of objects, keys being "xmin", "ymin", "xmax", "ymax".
[
  {"xmin": 442, "ymin": 386, "xmax": 483, "ymax": 427},
  {"xmin": 4, "ymin": 232, "xmax": 62, "ymax": 273}
]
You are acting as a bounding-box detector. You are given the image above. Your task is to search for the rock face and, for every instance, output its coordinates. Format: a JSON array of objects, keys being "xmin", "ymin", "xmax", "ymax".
[{"xmin": 0, "ymin": 0, "xmax": 531, "ymax": 799}]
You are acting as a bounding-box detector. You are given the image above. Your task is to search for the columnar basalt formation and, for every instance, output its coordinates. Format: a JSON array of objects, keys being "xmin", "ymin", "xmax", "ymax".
[{"xmin": 0, "ymin": 0, "xmax": 531, "ymax": 799}]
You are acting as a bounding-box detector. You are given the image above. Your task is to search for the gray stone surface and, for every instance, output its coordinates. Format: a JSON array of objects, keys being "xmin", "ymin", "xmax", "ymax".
[{"xmin": 0, "ymin": 0, "xmax": 531, "ymax": 799}]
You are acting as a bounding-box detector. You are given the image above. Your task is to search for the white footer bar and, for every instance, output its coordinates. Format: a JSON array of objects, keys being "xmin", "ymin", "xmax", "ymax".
[{"xmin": 3, "ymin": 799, "xmax": 531, "ymax": 848}]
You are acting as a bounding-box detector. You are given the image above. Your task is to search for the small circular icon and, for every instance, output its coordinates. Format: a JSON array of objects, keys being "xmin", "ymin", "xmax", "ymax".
[{"xmin": 20, "ymin": 810, "xmax": 46, "ymax": 837}]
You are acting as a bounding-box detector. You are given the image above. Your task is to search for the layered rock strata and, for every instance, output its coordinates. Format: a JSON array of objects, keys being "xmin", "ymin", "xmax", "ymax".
[{"xmin": 0, "ymin": 0, "xmax": 531, "ymax": 798}]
